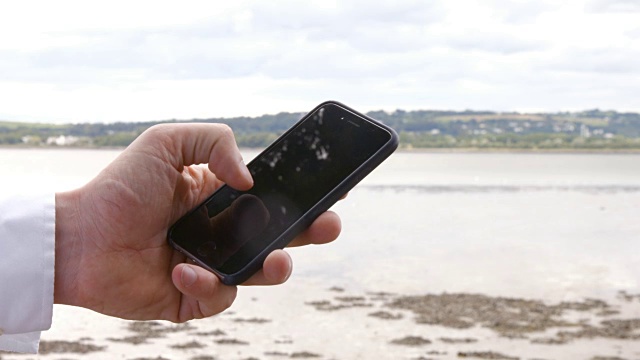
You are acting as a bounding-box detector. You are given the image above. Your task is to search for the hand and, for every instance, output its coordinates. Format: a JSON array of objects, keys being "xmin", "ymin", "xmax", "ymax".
[{"xmin": 54, "ymin": 123, "xmax": 341, "ymax": 322}]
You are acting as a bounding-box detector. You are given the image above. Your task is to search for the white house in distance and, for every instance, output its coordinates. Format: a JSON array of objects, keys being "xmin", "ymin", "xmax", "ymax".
[{"xmin": 46, "ymin": 135, "xmax": 79, "ymax": 146}]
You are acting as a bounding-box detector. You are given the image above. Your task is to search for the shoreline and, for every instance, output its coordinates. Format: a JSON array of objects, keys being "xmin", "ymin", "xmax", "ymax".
[
  {"xmin": 3, "ymin": 144, "xmax": 640, "ymax": 154},
  {"xmin": 397, "ymin": 147, "xmax": 640, "ymax": 154}
]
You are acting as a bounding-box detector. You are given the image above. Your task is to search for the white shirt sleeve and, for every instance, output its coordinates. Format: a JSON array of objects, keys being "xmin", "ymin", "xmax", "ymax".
[{"xmin": 0, "ymin": 192, "xmax": 55, "ymax": 353}]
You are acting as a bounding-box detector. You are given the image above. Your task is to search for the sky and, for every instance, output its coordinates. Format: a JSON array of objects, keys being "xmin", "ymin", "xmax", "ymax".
[{"xmin": 0, "ymin": 0, "xmax": 639, "ymax": 123}]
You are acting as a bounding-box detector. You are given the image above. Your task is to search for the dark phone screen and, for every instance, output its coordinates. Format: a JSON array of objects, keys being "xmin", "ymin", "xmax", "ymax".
[{"xmin": 170, "ymin": 103, "xmax": 392, "ymax": 275}]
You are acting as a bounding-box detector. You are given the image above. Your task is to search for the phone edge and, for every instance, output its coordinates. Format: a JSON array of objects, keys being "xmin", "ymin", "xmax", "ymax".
[{"xmin": 168, "ymin": 100, "xmax": 399, "ymax": 285}]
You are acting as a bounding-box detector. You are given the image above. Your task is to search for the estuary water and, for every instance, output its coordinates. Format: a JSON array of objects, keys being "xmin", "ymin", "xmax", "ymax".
[
  {"xmin": 2, "ymin": 149, "xmax": 639, "ymax": 301},
  {"xmin": 2, "ymin": 149, "xmax": 640, "ymax": 359},
  {"xmin": 298, "ymin": 151, "xmax": 640, "ymax": 302}
]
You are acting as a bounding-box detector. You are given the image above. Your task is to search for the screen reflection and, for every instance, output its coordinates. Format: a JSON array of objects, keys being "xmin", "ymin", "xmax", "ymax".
[{"xmin": 170, "ymin": 103, "xmax": 391, "ymax": 275}]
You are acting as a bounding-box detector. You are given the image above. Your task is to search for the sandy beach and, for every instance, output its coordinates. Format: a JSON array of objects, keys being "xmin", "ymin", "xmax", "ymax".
[{"xmin": 2, "ymin": 284, "xmax": 640, "ymax": 360}]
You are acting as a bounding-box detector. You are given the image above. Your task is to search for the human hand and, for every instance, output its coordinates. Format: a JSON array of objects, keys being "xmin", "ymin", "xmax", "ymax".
[{"xmin": 53, "ymin": 123, "xmax": 341, "ymax": 322}]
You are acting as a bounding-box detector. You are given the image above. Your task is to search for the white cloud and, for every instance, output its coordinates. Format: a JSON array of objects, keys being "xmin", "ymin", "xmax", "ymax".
[
  {"xmin": 588, "ymin": 0, "xmax": 640, "ymax": 12},
  {"xmin": 0, "ymin": 0, "xmax": 638, "ymax": 123}
]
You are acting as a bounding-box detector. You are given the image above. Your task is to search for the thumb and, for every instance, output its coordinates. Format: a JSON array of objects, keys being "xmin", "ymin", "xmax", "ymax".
[{"xmin": 171, "ymin": 263, "xmax": 238, "ymax": 321}]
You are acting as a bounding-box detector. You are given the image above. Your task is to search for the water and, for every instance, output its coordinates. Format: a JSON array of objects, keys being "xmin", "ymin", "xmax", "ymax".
[
  {"xmin": 297, "ymin": 152, "xmax": 640, "ymax": 302},
  {"xmin": 3, "ymin": 149, "xmax": 640, "ymax": 359},
  {"xmin": 2, "ymin": 149, "xmax": 639, "ymax": 302}
]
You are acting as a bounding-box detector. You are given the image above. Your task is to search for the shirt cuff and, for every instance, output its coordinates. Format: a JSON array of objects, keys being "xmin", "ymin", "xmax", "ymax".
[
  {"xmin": 0, "ymin": 192, "xmax": 55, "ymax": 353},
  {"xmin": 0, "ymin": 332, "xmax": 41, "ymax": 354}
]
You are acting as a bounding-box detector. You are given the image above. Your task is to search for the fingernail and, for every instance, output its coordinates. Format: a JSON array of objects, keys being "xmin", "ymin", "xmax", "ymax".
[
  {"xmin": 240, "ymin": 163, "xmax": 253, "ymax": 185},
  {"xmin": 181, "ymin": 265, "xmax": 198, "ymax": 287}
]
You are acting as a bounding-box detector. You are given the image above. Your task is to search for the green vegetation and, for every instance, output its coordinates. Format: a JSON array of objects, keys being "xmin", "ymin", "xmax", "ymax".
[{"xmin": 2, "ymin": 108, "xmax": 640, "ymax": 150}]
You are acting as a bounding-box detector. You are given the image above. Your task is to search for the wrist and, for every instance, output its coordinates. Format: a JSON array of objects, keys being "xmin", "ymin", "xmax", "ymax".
[{"xmin": 54, "ymin": 189, "xmax": 83, "ymax": 306}]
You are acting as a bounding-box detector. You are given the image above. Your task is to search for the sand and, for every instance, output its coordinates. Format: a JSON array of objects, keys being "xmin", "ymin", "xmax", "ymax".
[{"xmin": 2, "ymin": 287, "xmax": 640, "ymax": 360}]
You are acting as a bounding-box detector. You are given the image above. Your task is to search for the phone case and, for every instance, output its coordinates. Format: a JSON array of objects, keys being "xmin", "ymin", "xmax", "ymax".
[{"xmin": 169, "ymin": 100, "xmax": 399, "ymax": 285}]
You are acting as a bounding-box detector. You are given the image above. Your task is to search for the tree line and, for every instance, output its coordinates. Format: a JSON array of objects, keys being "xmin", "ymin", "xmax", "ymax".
[{"xmin": 1, "ymin": 108, "xmax": 639, "ymax": 150}]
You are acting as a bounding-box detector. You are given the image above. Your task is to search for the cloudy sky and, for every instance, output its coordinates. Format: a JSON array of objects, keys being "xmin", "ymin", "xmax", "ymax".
[{"xmin": 0, "ymin": 0, "xmax": 639, "ymax": 123}]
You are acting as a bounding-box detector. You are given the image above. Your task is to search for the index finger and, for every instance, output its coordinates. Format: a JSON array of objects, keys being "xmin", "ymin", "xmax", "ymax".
[{"xmin": 136, "ymin": 123, "xmax": 253, "ymax": 190}]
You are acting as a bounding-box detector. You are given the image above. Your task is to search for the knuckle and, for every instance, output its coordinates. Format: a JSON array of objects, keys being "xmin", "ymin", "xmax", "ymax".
[
  {"xmin": 145, "ymin": 123, "xmax": 169, "ymax": 136},
  {"xmin": 140, "ymin": 124, "xmax": 174, "ymax": 146},
  {"xmin": 214, "ymin": 124, "xmax": 235, "ymax": 141}
]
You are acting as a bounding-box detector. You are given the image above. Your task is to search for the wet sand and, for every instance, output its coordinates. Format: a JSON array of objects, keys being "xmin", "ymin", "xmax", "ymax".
[{"xmin": 2, "ymin": 287, "xmax": 640, "ymax": 360}]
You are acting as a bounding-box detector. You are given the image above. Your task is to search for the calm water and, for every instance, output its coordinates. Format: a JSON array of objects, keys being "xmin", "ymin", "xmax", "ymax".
[{"xmin": 2, "ymin": 149, "xmax": 640, "ymax": 302}]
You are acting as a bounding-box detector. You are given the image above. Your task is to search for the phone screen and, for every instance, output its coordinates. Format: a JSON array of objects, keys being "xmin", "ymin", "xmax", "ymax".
[{"xmin": 169, "ymin": 102, "xmax": 396, "ymax": 280}]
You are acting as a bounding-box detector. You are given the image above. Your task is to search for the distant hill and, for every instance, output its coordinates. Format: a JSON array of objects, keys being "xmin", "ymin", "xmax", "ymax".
[{"xmin": 2, "ymin": 109, "xmax": 640, "ymax": 150}]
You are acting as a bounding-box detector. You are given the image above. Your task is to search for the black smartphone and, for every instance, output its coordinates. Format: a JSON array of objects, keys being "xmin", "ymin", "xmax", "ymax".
[{"xmin": 168, "ymin": 101, "xmax": 398, "ymax": 285}]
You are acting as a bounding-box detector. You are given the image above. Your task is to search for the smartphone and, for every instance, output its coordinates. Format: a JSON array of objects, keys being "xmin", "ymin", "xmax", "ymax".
[{"xmin": 168, "ymin": 101, "xmax": 398, "ymax": 285}]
